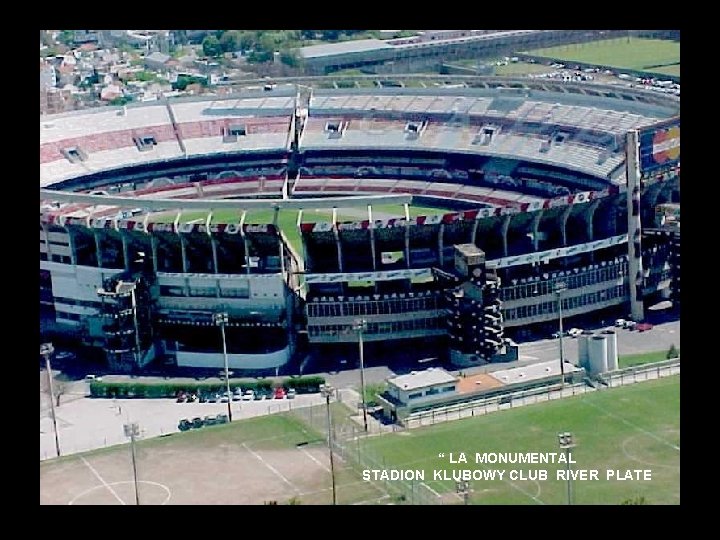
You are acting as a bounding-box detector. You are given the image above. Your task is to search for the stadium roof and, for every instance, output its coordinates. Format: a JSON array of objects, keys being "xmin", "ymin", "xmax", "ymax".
[
  {"xmin": 388, "ymin": 368, "xmax": 458, "ymax": 391},
  {"xmin": 299, "ymin": 39, "xmax": 391, "ymax": 59}
]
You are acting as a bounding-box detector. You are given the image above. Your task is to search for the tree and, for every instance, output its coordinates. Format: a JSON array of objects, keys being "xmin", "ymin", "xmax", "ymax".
[
  {"xmin": 666, "ymin": 344, "xmax": 679, "ymax": 359},
  {"xmin": 219, "ymin": 31, "xmax": 240, "ymax": 53},
  {"xmin": 202, "ymin": 35, "xmax": 222, "ymax": 57},
  {"xmin": 54, "ymin": 374, "xmax": 71, "ymax": 407},
  {"xmin": 279, "ymin": 49, "xmax": 301, "ymax": 68}
]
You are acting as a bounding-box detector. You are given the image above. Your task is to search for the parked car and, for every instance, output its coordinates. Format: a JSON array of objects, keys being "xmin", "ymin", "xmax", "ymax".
[
  {"xmin": 198, "ymin": 393, "xmax": 208, "ymax": 403},
  {"xmin": 624, "ymin": 320, "xmax": 637, "ymax": 330},
  {"xmin": 636, "ymin": 322, "xmax": 653, "ymax": 332},
  {"xmin": 253, "ymin": 391, "xmax": 265, "ymax": 401},
  {"xmin": 84, "ymin": 374, "xmax": 102, "ymax": 382},
  {"xmin": 615, "ymin": 319, "xmax": 626, "ymax": 327},
  {"xmin": 551, "ymin": 330, "xmax": 568, "ymax": 338},
  {"xmin": 207, "ymin": 393, "xmax": 218, "ymax": 403},
  {"xmin": 242, "ymin": 390, "xmax": 255, "ymax": 401},
  {"xmin": 232, "ymin": 391, "xmax": 242, "ymax": 401},
  {"xmin": 274, "ymin": 387, "xmax": 286, "ymax": 399},
  {"xmin": 176, "ymin": 392, "xmax": 187, "ymax": 403},
  {"xmin": 186, "ymin": 393, "xmax": 197, "ymax": 403},
  {"xmin": 178, "ymin": 419, "xmax": 193, "ymax": 431},
  {"xmin": 286, "ymin": 388, "xmax": 297, "ymax": 399},
  {"xmin": 192, "ymin": 417, "xmax": 204, "ymax": 429},
  {"xmin": 568, "ymin": 328, "xmax": 583, "ymax": 338}
]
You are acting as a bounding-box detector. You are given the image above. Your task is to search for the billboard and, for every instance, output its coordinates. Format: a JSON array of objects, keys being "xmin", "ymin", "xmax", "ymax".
[{"xmin": 638, "ymin": 117, "xmax": 680, "ymax": 177}]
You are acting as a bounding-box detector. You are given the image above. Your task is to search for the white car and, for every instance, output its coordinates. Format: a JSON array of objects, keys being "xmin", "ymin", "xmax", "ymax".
[
  {"xmin": 242, "ymin": 390, "xmax": 254, "ymax": 401},
  {"xmin": 568, "ymin": 328, "xmax": 583, "ymax": 337},
  {"xmin": 615, "ymin": 319, "xmax": 626, "ymax": 327}
]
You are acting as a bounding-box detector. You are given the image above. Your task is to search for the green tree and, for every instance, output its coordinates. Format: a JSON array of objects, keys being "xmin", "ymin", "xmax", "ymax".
[
  {"xmin": 279, "ymin": 49, "xmax": 301, "ymax": 68},
  {"xmin": 666, "ymin": 344, "xmax": 679, "ymax": 359},
  {"xmin": 219, "ymin": 31, "xmax": 240, "ymax": 53},
  {"xmin": 202, "ymin": 35, "xmax": 222, "ymax": 57}
]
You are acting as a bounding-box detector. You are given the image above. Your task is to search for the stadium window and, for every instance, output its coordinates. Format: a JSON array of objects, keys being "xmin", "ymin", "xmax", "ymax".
[{"xmin": 228, "ymin": 125, "xmax": 247, "ymax": 137}]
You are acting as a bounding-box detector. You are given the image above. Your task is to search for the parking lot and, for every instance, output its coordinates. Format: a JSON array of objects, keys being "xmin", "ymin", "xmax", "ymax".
[{"xmin": 40, "ymin": 391, "xmax": 327, "ymax": 460}]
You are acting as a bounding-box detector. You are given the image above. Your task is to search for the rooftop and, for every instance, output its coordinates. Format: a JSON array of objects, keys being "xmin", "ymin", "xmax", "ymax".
[
  {"xmin": 388, "ymin": 367, "xmax": 458, "ymax": 391},
  {"xmin": 488, "ymin": 359, "xmax": 581, "ymax": 386},
  {"xmin": 299, "ymin": 39, "xmax": 391, "ymax": 59}
]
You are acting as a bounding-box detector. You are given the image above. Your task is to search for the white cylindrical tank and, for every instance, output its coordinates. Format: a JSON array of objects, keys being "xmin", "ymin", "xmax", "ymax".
[
  {"xmin": 602, "ymin": 330, "xmax": 618, "ymax": 370},
  {"xmin": 588, "ymin": 335, "xmax": 609, "ymax": 375},
  {"xmin": 578, "ymin": 331, "xmax": 593, "ymax": 369}
]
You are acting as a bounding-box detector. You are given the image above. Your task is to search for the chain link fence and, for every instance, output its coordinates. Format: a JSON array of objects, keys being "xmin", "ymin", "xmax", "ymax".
[{"xmin": 403, "ymin": 358, "xmax": 680, "ymax": 429}]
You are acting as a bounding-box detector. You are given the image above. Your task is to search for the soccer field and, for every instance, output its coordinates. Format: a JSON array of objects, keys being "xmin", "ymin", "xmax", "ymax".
[
  {"xmin": 358, "ymin": 376, "xmax": 680, "ymax": 505},
  {"xmin": 40, "ymin": 408, "xmax": 388, "ymax": 506},
  {"xmin": 527, "ymin": 37, "xmax": 680, "ymax": 77},
  {"xmin": 145, "ymin": 201, "xmax": 458, "ymax": 258}
]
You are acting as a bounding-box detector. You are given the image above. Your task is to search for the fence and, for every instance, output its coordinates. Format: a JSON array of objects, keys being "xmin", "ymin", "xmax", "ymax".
[
  {"xmin": 289, "ymin": 399, "xmax": 443, "ymax": 504},
  {"xmin": 403, "ymin": 358, "xmax": 680, "ymax": 429}
]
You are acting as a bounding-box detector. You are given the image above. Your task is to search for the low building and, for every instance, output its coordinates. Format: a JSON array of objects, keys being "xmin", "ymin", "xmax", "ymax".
[
  {"xmin": 145, "ymin": 51, "xmax": 171, "ymax": 71},
  {"xmin": 378, "ymin": 367, "xmax": 459, "ymax": 421}
]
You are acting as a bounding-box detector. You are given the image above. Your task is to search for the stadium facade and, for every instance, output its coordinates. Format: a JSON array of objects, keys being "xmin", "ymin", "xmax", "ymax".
[{"xmin": 39, "ymin": 80, "xmax": 680, "ymax": 372}]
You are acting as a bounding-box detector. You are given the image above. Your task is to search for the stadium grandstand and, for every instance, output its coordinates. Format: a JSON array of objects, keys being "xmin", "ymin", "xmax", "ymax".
[{"xmin": 39, "ymin": 80, "xmax": 679, "ymax": 372}]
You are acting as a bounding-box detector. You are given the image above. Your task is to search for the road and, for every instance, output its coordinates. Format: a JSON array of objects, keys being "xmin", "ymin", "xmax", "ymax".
[{"xmin": 40, "ymin": 320, "xmax": 679, "ymax": 460}]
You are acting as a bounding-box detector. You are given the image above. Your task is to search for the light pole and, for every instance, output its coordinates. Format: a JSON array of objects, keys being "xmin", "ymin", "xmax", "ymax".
[
  {"xmin": 40, "ymin": 343, "xmax": 61, "ymax": 457},
  {"xmin": 320, "ymin": 385, "xmax": 337, "ymax": 505},
  {"xmin": 353, "ymin": 318, "xmax": 369, "ymax": 433},
  {"xmin": 554, "ymin": 282, "xmax": 567, "ymax": 389},
  {"xmin": 213, "ymin": 312, "xmax": 232, "ymax": 422},
  {"xmin": 123, "ymin": 421, "xmax": 141, "ymax": 505},
  {"xmin": 558, "ymin": 431, "xmax": 576, "ymax": 505}
]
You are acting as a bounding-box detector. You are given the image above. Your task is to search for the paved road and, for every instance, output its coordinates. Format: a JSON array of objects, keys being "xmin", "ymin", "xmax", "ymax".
[{"xmin": 40, "ymin": 320, "xmax": 679, "ymax": 460}]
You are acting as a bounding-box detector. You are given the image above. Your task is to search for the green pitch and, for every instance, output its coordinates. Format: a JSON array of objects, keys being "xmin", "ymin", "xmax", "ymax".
[
  {"xmin": 145, "ymin": 202, "xmax": 460, "ymax": 258},
  {"xmin": 359, "ymin": 376, "xmax": 680, "ymax": 504},
  {"xmin": 526, "ymin": 37, "xmax": 680, "ymax": 77}
]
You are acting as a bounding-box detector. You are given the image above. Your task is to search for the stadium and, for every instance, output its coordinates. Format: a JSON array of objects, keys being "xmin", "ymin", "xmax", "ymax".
[{"xmin": 39, "ymin": 78, "xmax": 680, "ymax": 373}]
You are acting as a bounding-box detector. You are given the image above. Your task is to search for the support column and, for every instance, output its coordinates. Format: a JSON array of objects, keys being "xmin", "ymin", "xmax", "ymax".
[
  {"xmin": 93, "ymin": 230, "xmax": 103, "ymax": 268},
  {"xmin": 559, "ymin": 205, "xmax": 572, "ymax": 247},
  {"xmin": 121, "ymin": 231, "xmax": 130, "ymax": 272},
  {"xmin": 240, "ymin": 210, "xmax": 251, "ymax": 275},
  {"xmin": 501, "ymin": 214, "xmax": 512, "ymax": 257},
  {"xmin": 626, "ymin": 130, "xmax": 645, "ymax": 322},
  {"xmin": 438, "ymin": 223, "xmax": 445, "ymax": 267},
  {"xmin": 207, "ymin": 212, "xmax": 218, "ymax": 275},
  {"xmin": 584, "ymin": 199, "xmax": 601, "ymax": 243},
  {"xmin": 332, "ymin": 207, "xmax": 343, "ymax": 272},
  {"xmin": 179, "ymin": 235, "xmax": 188, "ymax": 274},
  {"xmin": 404, "ymin": 218, "xmax": 411, "ymax": 269},
  {"xmin": 531, "ymin": 210, "xmax": 542, "ymax": 252},
  {"xmin": 42, "ymin": 223, "xmax": 53, "ymax": 262},
  {"xmin": 150, "ymin": 234, "xmax": 158, "ymax": 274},
  {"xmin": 368, "ymin": 205, "xmax": 377, "ymax": 271},
  {"xmin": 65, "ymin": 227, "xmax": 77, "ymax": 265}
]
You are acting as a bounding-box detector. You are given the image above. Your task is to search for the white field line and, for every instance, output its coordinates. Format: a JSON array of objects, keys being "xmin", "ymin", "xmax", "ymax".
[
  {"xmin": 80, "ymin": 456, "xmax": 126, "ymax": 505},
  {"xmin": 583, "ymin": 400, "xmax": 680, "ymax": 451},
  {"xmin": 242, "ymin": 442, "xmax": 299, "ymax": 493},
  {"xmin": 300, "ymin": 447, "xmax": 330, "ymax": 473}
]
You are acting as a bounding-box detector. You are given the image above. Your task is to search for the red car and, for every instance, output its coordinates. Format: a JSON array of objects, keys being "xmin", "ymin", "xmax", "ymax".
[
  {"xmin": 636, "ymin": 323, "xmax": 653, "ymax": 332},
  {"xmin": 273, "ymin": 387, "xmax": 286, "ymax": 399}
]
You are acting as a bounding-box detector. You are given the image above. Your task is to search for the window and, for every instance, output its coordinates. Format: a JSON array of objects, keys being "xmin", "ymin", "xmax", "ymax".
[{"xmin": 408, "ymin": 392, "xmax": 423, "ymax": 400}]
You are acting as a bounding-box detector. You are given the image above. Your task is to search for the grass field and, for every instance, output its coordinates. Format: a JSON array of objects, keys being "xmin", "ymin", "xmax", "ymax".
[
  {"xmin": 146, "ymin": 202, "xmax": 458, "ymax": 257},
  {"xmin": 526, "ymin": 37, "xmax": 680, "ymax": 77},
  {"xmin": 40, "ymin": 377, "xmax": 679, "ymax": 505},
  {"xmin": 619, "ymin": 350, "xmax": 678, "ymax": 369},
  {"xmin": 358, "ymin": 376, "xmax": 680, "ymax": 504}
]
